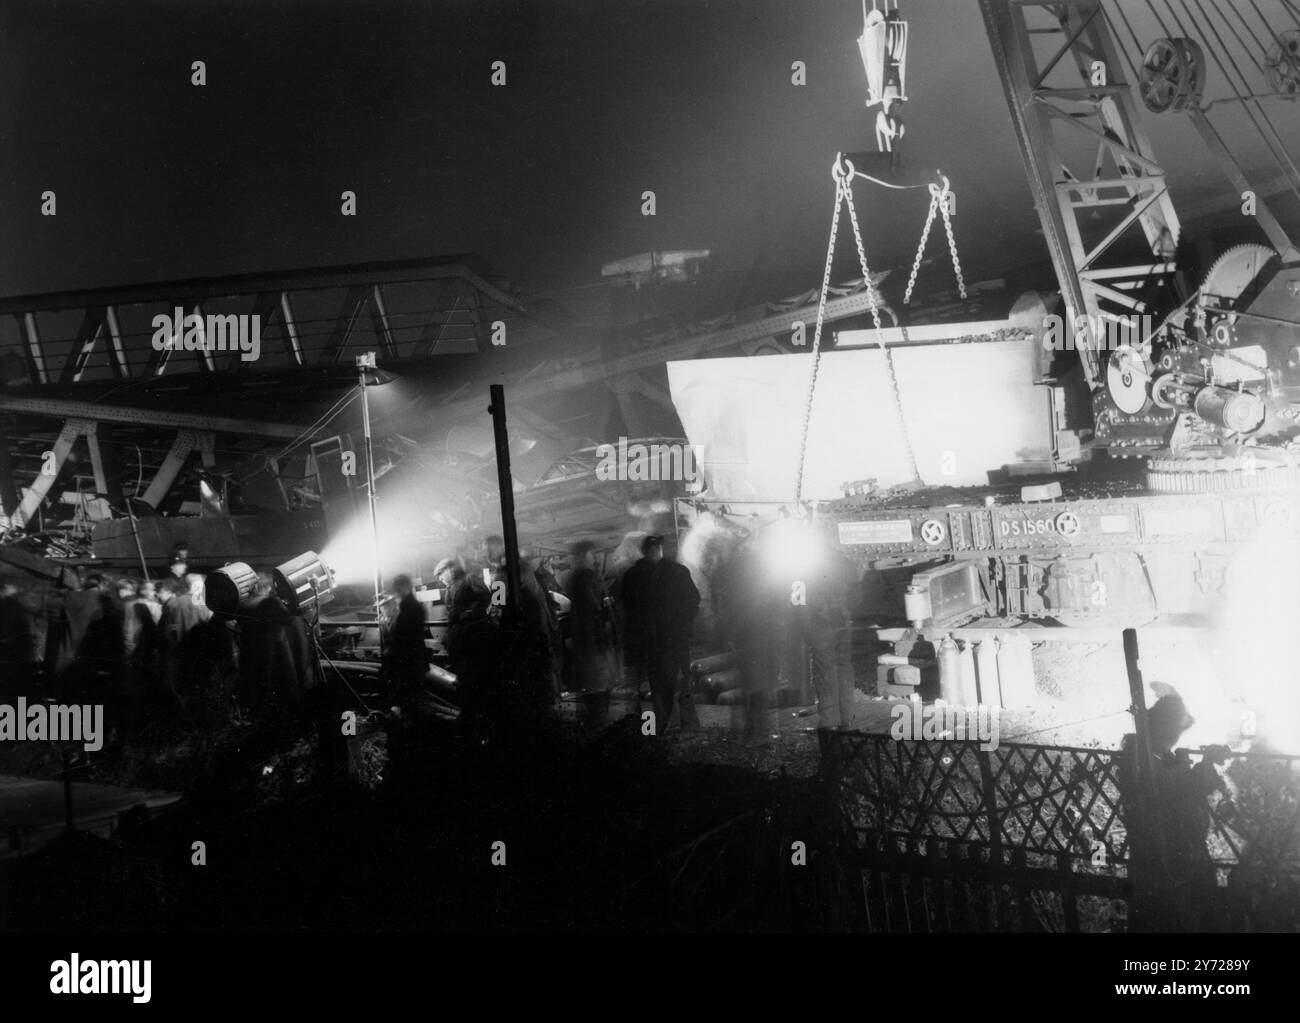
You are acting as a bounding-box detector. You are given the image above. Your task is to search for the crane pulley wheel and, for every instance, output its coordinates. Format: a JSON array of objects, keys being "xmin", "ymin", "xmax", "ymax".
[
  {"xmin": 1139, "ymin": 37, "xmax": 1206, "ymax": 114},
  {"xmin": 1265, "ymin": 30, "xmax": 1300, "ymax": 96}
]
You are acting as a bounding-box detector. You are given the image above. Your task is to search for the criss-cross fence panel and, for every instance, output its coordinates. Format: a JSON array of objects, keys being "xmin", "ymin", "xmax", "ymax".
[
  {"xmin": 1204, "ymin": 752, "xmax": 1300, "ymax": 931},
  {"xmin": 825, "ymin": 733, "xmax": 1127, "ymax": 861},
  {"xmin": 822, "ymin": 732, "xmax": 1300, "ymax": 932}
]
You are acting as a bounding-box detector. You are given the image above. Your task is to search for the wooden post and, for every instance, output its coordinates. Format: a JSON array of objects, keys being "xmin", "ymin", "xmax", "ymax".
[
  {"xmin": 1122, "ymin": 627, "xmax": 1164, "ymax": 931},
  {"xmin": 488, "ymin": 385, "xmax": 521, "ymax": 630}
]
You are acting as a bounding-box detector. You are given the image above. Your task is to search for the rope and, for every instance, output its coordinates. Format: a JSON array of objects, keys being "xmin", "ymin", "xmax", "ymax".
[
  {"xmin": 849, "ymin": 170, "xmax": 930, "ymax": 191},
  {"xmin": 1200, "ymin": 0, "xmax": 1264, "ymax": 74},
  {"xmin": 1110, "ymin": 0, "xmax": 1146, "ymax": 60},
  {"xmin": 1146, "ymin": 0, "xmax": 1173, "ymax": 39},
  {"xmin": 1180, "ymin": 0, "xmax": 1300, "ymax": 205},
  {"xmin": 1101, "ymin": 4, "xmax": 1143, "ymax": 83},
  {"xmin": 1242, "ymin": 0, "xmax": 1300, "ymax": 193}
]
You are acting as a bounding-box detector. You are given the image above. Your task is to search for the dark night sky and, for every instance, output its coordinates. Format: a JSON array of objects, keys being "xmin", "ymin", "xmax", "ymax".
[{"xmin": 1, "ymin": 0, "xmax": 1292, "ymax": 303}]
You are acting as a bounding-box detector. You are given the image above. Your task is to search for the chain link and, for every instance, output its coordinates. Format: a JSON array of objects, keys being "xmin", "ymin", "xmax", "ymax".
[
  {"xmin": 904, "ymin": 184, "xmax": 967, "ymax": 305},
  {"xmin": 941, "ymin": 196, "xmax": 967, "ymax": 300},
  {"xmin": 903, "ymin": 196, "xmax": 938, "ymax": 306},
  {"xmin": 794, "ymin": 176, "xmax": 846, "ymax": 502},
  {"xmin": 842, "ymin": 178, "xmax": 924, "ymax": 487}
]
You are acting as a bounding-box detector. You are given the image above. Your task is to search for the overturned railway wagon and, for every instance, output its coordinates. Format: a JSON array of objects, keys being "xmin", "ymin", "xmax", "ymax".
[{"xmin": 821, "ymin": 478, "xmax": 1300, "ymax": 628}]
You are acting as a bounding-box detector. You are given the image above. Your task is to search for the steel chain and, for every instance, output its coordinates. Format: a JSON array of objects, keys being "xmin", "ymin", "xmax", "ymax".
[
  {"xmin": 903, "ymin": 195, "xmax": 938, "ymax": 306},
  {"xmin": 904, "ymin": 183, "xmax": 967, "ymax": 305},
  {"xmin": 794, "ymin": 174, "xmax": 846, "ymax": 502},
  {"xmin": 842, "ymin": 177, "xmax": 924, "ymax": 486},
  {"xmin": 941, "ymin": 195, "xmax": 967, "ymax": 299}
]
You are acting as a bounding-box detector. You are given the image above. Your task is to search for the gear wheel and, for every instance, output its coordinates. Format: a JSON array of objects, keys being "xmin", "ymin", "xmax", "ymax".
[
  {"xmin": 1146, "ymin": 454, "xmax": 1300, "ymax": 493},
  {"xmin": 1200, "ymin": 244, "xmax": 1278, "ymax": 309}
]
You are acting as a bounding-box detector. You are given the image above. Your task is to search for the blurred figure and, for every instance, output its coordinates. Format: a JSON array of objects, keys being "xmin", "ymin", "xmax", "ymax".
[
  {"xmin": 563, "ymin": 541, "xmax": 612, "ymax": 693},
  {"xmin": 137, "ymin": 579, "xmax": 162, "ymax": 624},
  {"xmin": 75, "ymin": 572, "xmax": 126, "ymax": 707},
  {"xmin": 437, "ymin": 557, "xmax": 493, "ymax": 668},
  {"xmin": 534, "ymin": 555, "xmax": 563, "ymax": 606},
  {"xmin": 618, "ymin": 536, "xmax": 658, "ymax": 690},
  {"xmin": 436, "ymin": 556, "xmax": 498, "ymax": 730},
  {"xmin": 159, "ymin": 576, "xmax": 210, "ymax": 703},
  {"xmin": 117, "ymin": 577, "xmax": 159, "ymax": 727},
  {"xmin": 186, "ymin": 572, "xmax": 208, "ymax": 609},
  {"xmin": 0, "ymin": 577, "xmax": 39, "ymax": 701},
  {"xmin": 44, "ymin": 579, "xmax": 102, "ymax": 703},
  {"xmin": 643, "ymin": 536, "xmax": 700, "ymax": 733},
  {"xmin": 385, "ymin": 573, "xmax": 428, "ymax": 713},
  {"xmin": 228, "ymin": 571, "xmax": 348, "ymax": 789},
  {"xmin": 481, "ymin": 535, "xmax": 506, "ymax": 589},
  {"xmin": 484, "ymin": 537, "xmax": 562, "ymax": 713},
  {"xmin": 519, "ymin": 548, "xmax": 563, "ymax": 709},
  {"xmin": 714, "ymin": 531, "xmax": 784, "ymax": 740},
  {"xmin": 177, "ymin": 603, "xmax": 240, "ymax": 735},
  {"xmin": 239, "ymin": 573, "xmax": 318, "ymax": 712},
  {"xmin": 793, "ymin": 526, "xmax": 859, "ymax": 730}
]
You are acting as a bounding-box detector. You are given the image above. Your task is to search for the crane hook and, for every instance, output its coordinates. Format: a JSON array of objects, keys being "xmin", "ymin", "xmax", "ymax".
[{"xmin": 832, "ymin": 153, "xmax": 856, "ymax": 185}]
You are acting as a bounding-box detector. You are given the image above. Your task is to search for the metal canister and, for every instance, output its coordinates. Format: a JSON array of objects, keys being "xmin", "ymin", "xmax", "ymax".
[
  {"xmin": 997, "ymin": 635, "xmax": 1036, "ymax": 708},
  {"xmin": 975, "ymin": 636, "xmax": 1000, "ymax": 708},
  {"xmin": 957, "ymin": 640, "xmax": 979, "ymax": 707},
  {"xmin": 938, "ymin": 635, "xmax": 961, "ymax": 704}
]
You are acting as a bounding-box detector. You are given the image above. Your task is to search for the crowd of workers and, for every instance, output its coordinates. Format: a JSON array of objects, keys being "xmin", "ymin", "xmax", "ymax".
[
  {"xmin": 386, "ymin": 533, "xmax": 705, "ymax": 734},
  {"xmin": 391, "ymin": 522, "xmax": 860, "ymax": 738},
  {"xmin": 0, "ymin": 549, "xmax": 336, "ymax": 776},
  {"xmin": 0, "ymin": 519, "xmax": 864, "ymax": 764}
]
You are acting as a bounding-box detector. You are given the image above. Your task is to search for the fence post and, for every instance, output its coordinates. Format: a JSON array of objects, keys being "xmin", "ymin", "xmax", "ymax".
[
  {"xmin": 1058, "ymin": 851, "xmax": 1081, "ymax": 932},
  {"xmin": 1121, "ymin": 627, "xmax": 1171, "ymax": 931},
  {"xmin": 977, "ymin": 744, "xmax": 1002, "ymax": 870}
]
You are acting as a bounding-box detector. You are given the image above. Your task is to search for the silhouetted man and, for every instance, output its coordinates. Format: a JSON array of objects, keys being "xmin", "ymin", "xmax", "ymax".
[
  {"xmin": 644, "ymin": 536, "xmax": 700, "ymax": 732},
  {"xmin": 619, "ymin": 536, "xmax": 658, "ymax": 689},
  {"xmin": 563, "ymin": 541, "xmax": 611, "ymax": 692},
  {"xmin": 1121, "ymin": 694, "xmax": 1231, "ymax": 932},
  {"xmin": 385, "ymin": 573, "xmax": 427, "ymax": 713},
  {"xmin": 436, "ymin": 556, "xmax": 497, "ymax": 701},
  {"xmin": 0, "ymin": 578, "xmax": 38, "ymax": 701}
]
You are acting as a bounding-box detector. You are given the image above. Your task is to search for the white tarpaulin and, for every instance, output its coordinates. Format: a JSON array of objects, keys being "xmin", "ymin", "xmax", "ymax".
[{"xmin": 666, "ymin": 338, "xmax": 1052, "ymax": 501}]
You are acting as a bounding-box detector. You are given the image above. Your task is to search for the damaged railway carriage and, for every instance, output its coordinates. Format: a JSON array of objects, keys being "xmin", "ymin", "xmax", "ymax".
[
  {"xmin": 669, "ymin": 0, "xmax": 1300, "ymax": 751},
  {"xmin": 669, "ymin": 305, "xmax": 1300, "ymax": 749}
]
